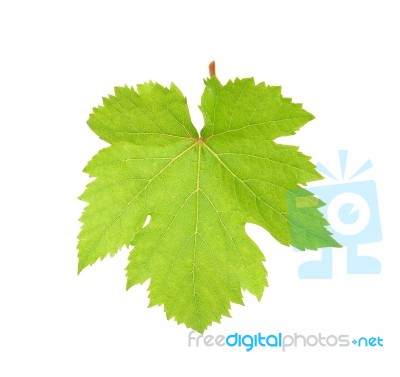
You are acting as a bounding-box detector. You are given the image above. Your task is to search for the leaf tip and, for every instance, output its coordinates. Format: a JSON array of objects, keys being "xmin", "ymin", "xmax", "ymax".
[{"xmin": 77, "ymin": 260, "xmax": 86, "ymax": 275}]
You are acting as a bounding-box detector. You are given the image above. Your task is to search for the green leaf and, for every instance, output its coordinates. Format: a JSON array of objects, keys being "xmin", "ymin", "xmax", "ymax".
[{"xmin": 78, "ymin": 77, "xmax": 340, "ymax": 332}]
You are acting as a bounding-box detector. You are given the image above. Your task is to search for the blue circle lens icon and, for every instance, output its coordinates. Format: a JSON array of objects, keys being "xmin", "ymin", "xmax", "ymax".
[{"xmin": 327, "ymin": 192, "xmax": 371, "ymax": 236}]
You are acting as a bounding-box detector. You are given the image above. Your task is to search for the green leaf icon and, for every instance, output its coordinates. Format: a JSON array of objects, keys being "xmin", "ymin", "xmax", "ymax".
[{"xmin": 78, "ymin": 65, "xmax": 339, "ymax": 332}]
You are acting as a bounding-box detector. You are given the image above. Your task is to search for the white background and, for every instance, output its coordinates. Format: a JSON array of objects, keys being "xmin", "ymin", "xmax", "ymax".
[{"xmin": 1, "ymin": 0, "xmax": 399, "ymax": 375}]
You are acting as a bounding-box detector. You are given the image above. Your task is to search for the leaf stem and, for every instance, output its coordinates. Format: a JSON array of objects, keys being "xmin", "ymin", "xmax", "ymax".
[{"xmin": 209, "ymin": 61, "xmax": 216, "ymax": 77}]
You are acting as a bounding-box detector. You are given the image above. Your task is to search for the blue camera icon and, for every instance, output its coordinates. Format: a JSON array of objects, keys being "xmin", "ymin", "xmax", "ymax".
[{"xmin": 288, "ymin": 151, "xmax": 382, "ymax": 278}]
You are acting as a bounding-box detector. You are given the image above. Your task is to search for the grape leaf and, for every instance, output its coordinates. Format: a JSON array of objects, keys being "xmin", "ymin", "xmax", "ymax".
[{"xmin": 78, "ymin": 76, "xmax": 339, "ymax": 332}]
